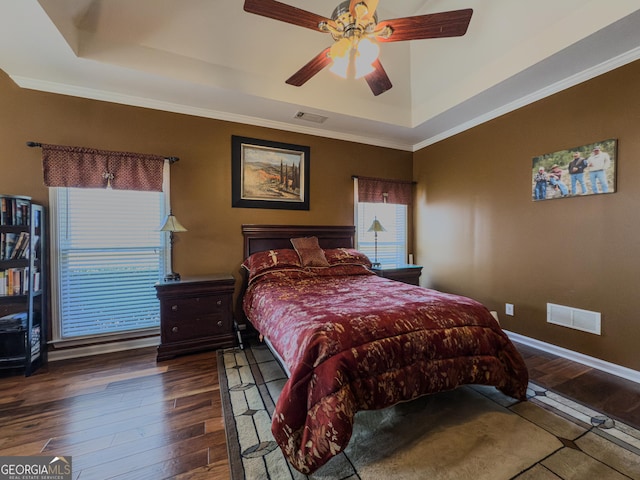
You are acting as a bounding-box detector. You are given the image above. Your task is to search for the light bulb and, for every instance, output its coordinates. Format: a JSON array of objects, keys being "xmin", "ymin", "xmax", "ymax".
[
  {"xmin": 354, "ymin": 37, "xmax": 379, "ymax": 79},
  {"xmin": 330, "ymin": 55, "xmax": 350, "ymax": 78},
  {"xmin": 329, "ymin": 38, "xmax": 352, "ymax": 79}
]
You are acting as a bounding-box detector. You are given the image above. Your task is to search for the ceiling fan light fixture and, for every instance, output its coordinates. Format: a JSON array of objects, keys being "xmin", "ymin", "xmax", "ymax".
[
  {"xmin": 329, "ymin": 37, "xmax": 353, "ymax": 78},
  {"xmin": 329, "ymin": 52, "xmax": 351, "ymax": 78},
  {"xmin": 354, "ymin": 37, "xmax": 380, "ymax": 78}
]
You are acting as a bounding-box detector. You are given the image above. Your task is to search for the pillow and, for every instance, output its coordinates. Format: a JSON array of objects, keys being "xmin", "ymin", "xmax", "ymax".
[
  {"xmin": 324, "ymin": 248, "xmax": 372, "ymax": 267},
  {"xmin": 290, "ymin": 236, "xmax": 330, "ymax": 267},
  {"xmin": 242, "ymin": 249, "xmax": 302, "ymax": 279}
]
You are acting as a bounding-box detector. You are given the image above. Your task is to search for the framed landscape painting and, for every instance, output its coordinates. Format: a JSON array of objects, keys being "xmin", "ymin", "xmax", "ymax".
[
  {"xmin": 231, "ymin": 136, "xmax": 310, "ymax": 210},
  {"xmin": 532, "ymin": 138, "xmax": 617, "ymax": 201}
]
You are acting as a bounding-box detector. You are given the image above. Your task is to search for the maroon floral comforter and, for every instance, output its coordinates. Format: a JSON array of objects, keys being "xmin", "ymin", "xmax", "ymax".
[{"xmin": 243, "ymin": 267, "xmax": 529, "ymax": 474}]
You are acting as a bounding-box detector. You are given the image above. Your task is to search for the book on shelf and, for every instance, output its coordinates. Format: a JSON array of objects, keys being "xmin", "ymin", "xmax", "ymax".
[
  {"xmin": 0, "ymin": 197, "xmax": 7, "ymax": 225},
  {"xmin": 0, "ymin": 311, "xmax": 28, "ymax": 332},
  {"xmin": 31, "ymin": 325, "xmax": 41, "ymax": 359},
  {"xmin": 0, "ymin": 313, "xmax": 27, "ymax": 332},
  {"xmin": 9, "ymin": 232, "xmax": 30, "ymax": 259},
  {"xmin": 33, "ymin": 208, "xmax": 41, "ymax": 231},
  {"xmin": 30, "ymin": 235, "xmax": 40, "ymax": 260},
  {"xmin": 3, "ymin": 232, "xmax": 17, "ymax": 260},
  {"xmin": 0, "ymin": 197, "xmax": 31, "ymax": 226},
  {"xmin": 32, "ymin": 270, "xmax": 41, "ymax": 293},
  {"xmin": 1, "ymin": 232, "xmax": 30, "ymax": 260},
  {"xmin": 0, "ymin": 267, "xmax": 28, "ymax": 296}
]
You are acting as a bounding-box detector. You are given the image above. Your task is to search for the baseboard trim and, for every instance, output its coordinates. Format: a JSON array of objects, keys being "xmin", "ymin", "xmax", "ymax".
[
  {"xmin": 48, "ymin": 336, "xmax": 160, "ymax": 362},
  {"xmin": 506, "ymin": 330, "xmax": 640, "ymax": 385}
]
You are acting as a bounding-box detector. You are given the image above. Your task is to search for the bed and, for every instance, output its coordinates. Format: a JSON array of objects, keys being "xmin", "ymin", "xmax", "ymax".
[{"xmin": 239, "ymin": 224, "xmax": 529, "ymax": 474}]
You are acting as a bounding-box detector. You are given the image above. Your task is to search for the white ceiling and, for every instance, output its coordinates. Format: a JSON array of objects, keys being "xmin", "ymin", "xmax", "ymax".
[{"xmin": 2, "ymin": 0, "xmax": 640, "ymax": 151}]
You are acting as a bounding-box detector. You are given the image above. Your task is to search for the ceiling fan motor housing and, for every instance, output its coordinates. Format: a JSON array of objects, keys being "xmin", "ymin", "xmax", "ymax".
[{"xmin": 326, "ymin": 1, "xmax": 377, "ymax": 40}]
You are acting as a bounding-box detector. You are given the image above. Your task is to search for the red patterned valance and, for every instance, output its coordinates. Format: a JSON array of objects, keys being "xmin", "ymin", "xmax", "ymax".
[
  {"xmin": 355, "ymin": 176, "xmax": 413, "ymax": 205},
  {"xmin": 41, "ymin": 144, "xmax": 166, "ymax": 191}
]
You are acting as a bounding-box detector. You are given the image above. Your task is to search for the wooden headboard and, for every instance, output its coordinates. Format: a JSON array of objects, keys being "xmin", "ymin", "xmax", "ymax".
[{"xmin": 242, "ymin": 224, "xmax": 355, "ymax": 258}]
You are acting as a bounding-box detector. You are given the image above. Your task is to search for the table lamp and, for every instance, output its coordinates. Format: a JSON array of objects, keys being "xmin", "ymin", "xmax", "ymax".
[
  {"xmin": 367, "ymin": 216, "xmax": 386, "ymax": 267},
  {"xmin": 160, "ymin": 211, "xmax": 187, "ymax": 281}
]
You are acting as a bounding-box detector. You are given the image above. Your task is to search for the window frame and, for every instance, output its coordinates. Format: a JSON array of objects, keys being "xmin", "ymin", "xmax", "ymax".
[
  {"xmin": 48, "ymin": 163, "xmax": 171, "ymax": 348},
  {"xmin": 353, "ymin": 176, "xmax": 412, "ymax": 267}
]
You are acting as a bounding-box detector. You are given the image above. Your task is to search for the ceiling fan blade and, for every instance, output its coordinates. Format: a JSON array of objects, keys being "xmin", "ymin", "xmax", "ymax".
[
  {"xmin": 286, "ymin": 47, "xmax": 333, "ymax": 87},
  {"xmin": 364, "ymin": 59, "xmax": 392, "ymax": 96},
  {"xmin": 244, "ymin": 0, "xmax": 330, "ymax": 32},
  {"xmin": 377, "ymin": 8, "xmax": 473, "ymax": 42}
]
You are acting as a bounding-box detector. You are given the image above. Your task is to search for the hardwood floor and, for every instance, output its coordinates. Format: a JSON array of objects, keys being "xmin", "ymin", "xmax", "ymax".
[
  {"xmin": 516, "ymin": 342, "xmax": 640, "ymax": 429},
  {"xmin": 0, "ymin": 347, "xmax": 231, "ymax": 480},
  {"xmin": 1, "ymin": 342, "xmax": 639, "ymax": 480}
]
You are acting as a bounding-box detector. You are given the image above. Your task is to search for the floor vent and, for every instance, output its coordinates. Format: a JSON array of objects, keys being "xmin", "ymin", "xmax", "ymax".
[{"xmin": 547, "ymin": 303, "xmax": 601, "ymax": 335}]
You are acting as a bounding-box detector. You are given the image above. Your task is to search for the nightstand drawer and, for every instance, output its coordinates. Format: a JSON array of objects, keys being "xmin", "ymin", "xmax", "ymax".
[
  {"xmin": 163, "ymin": 294, "xmax": 230, "ymax": 321},
  {"xmin": 163, "ymin": 307, "xmax": 231, "ymax": 343}
]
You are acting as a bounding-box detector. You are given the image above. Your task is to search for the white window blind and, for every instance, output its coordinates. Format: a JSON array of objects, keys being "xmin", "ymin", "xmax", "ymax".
[
  {"xmin": 51, "ymin": 187, "xmax": 165, "ymax": 339},
  {"xmin": 356, "ymin": 202, "xmax": 407, "ymax": 267}
]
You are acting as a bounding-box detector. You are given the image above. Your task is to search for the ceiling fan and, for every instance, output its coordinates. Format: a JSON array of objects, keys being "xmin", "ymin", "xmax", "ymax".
[{"xmin": 243, "ymin": 0, "xmax": 473, "ymax": 96}]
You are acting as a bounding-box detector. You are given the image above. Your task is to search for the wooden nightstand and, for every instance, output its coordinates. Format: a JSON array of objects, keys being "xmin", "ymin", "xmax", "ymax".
[
  {"xmin": 371, "ymin": 264, "xmax": 423, "ymax": 286},
  {"xmin": 155, "ymin": 274, "xmax": 237, "ymax": 361}
]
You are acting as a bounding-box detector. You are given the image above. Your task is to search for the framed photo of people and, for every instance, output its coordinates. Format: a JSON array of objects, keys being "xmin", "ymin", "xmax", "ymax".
[{"xmin": 532, "ymin": 139, "xmax": 617, "ymax": 201}]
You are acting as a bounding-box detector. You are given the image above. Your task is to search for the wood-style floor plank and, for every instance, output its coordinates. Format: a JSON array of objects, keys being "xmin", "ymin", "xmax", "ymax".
[{"xmin": 1, "ymin": 342, "xmax": 638, "ymax": 479}]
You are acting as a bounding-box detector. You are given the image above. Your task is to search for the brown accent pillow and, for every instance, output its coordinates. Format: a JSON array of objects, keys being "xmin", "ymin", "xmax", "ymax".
[{"xmin": 290, "ymin": 236, "xmax": 330, "ymax": 267}]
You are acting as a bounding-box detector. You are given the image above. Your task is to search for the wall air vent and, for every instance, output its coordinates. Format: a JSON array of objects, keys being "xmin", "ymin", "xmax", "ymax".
[
  {"xmin": 294, "ymin": 111, "xmax": 328, "ymax": 124},
  {"xmin": 547, "ymin": 303, "xmax": 601, "ymax": 335}
]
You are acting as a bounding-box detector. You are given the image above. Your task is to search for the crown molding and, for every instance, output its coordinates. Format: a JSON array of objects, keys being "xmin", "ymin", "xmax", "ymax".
[
  {"xmin": 413, "ymin": 44, "xmax": 640, "ymax": 151},
  {"xmin": 11, "ymin": 75, "xmax": 414, "ymax": 152}
]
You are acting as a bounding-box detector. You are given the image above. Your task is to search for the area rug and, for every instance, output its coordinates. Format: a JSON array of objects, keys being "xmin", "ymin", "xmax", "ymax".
[{"xmin": 218, "ymin": 343, "xmax": 640, "ymax": 480}]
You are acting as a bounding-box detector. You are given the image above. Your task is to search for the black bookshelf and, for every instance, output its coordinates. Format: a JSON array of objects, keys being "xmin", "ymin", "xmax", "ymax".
[{"xmin": 0, "ymin": 195, "xmax": 47, "ymax": 376}]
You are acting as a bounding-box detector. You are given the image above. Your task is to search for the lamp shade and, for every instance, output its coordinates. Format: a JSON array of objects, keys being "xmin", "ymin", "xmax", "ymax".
[
  {"xmin": 367, "ymin": 217, "xmax": 386, "ymax": 233},
  {"xmin": 160, "ymin": 213, "xmax": 187, "ymax": 233}
]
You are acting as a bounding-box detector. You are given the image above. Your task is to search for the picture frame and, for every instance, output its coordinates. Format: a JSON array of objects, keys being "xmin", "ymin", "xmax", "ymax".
[
  {"xmin": 532, "ymin": 138, "xmax": 617, "ymax": 201},
  {"xmin": 231, "ymin": 136, "xmax": 310, "ymax": 210}
]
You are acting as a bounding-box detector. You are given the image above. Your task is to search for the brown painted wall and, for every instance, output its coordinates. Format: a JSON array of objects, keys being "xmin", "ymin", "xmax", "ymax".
[
  {"xmin": 0, "ymin": 69, "xmax": 412, "ymax": 301},
  {"xmin": 413, "ymin": 59, "xmax": 640, "ymax": 371}
]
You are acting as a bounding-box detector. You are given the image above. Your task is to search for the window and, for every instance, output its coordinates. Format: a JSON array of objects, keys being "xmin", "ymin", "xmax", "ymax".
[
  {"xmin": 356, "ymin": 202, "xmax": 408, "ymax": 267},
  {"xmin": 354, "ymin": 176, "xmax": 411, "ymax": 267},
  {"xmin": 50, "ymin": 187, "xmax": 167, "ymax": 343}
]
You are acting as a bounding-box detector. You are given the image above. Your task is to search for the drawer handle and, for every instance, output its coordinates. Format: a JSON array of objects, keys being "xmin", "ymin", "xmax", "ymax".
[
  {"xmin": 172, "ymin": 326, "xmax": 178, "ymax": 333},
  {"xmin": 217, "ymin": 321, "xmax": 223, "ymax": 327},
  {"xmin": 171, "ymin": 305, "xmax": 178, "ymax": 311},
  {"xmin": 216, "ymin": 300, "xmax": 222, "ymax": 306}
]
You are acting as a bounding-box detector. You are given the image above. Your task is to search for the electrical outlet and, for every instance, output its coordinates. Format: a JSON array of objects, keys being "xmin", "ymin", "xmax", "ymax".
[{"xmin": 505, "ymin": 303, "xmax": 514, "ymax": 316}]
